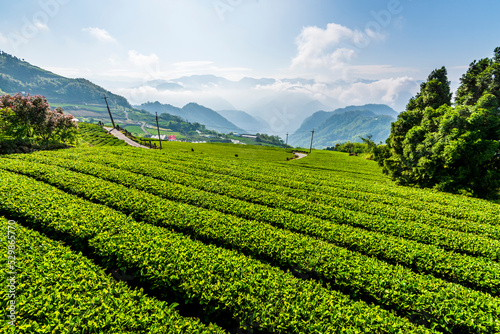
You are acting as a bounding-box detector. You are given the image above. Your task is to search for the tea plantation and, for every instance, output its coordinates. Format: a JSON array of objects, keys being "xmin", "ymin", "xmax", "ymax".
[{"xmin": 1, "ymin": 142, "xmax": 499, "ymax": 333}]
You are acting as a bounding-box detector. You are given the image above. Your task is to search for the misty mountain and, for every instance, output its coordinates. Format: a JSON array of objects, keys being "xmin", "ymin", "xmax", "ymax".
[
  {"xmin": 290, "ymin": 104, "xmax": 397, "ymax": 149},
  {"xmin": 138, "ymin": 101, "xmax": 244, "ymax": 134},
  {"xmin": 172, "ymin": 75, "xmax": 232, "ymax": 89},
  {"xmin": 217, "ymin": 110, "xmax": 267, "ymax": 133},
  {"xmin": 331, "ymin": 104, "xmax": 399, "ymax": 118},
  {"xmin": 145, "ymin": 80, "xmax": 184, "ymax": 91},
  {"xmin": 236, "ymin": 77, "xmax": 276, "ymax": 87},
  {"xmin": 246, "ymin": 94, "xmax": 331, "ymax": 135},
  {"xmin": 0, "ymin": 51, "xmax": 130, "ymax": 109}
]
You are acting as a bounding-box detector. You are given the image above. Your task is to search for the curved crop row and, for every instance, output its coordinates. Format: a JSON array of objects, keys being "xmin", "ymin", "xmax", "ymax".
[
  {"xmin": 10, "ymin": 153, "xmax": 500, "ymax": 297},
  {"xmin": 135, "ymin": 147, "xmax": 500, "ymax": 223},
  {"xmin": 25, "ymin": 152, "xmax": 500, "ymax": 261},
  {"xmin": 32, "ymin": 147, "xmax": 500, "ymax": 224},
  {"xmin": 109, "ymin": 146, "xmax": 500, "ymax": 221},
  {"xmin": 1, "ymin": 160, "xmax": 500, "ymax": 333},
  {"xmin": 152, "ymin": 151, "xmax": 500, "ymax": 226},
  {"xmin": 147, "ymin": 157, "xmax": 500, "ymax": 237},
  {"xmin": 0, "ymin": 170, "xmax": 431, "ymax": 334},
  {"xmin": 0, "ymin": 217, "xmax": 223, "ymax": 334}
]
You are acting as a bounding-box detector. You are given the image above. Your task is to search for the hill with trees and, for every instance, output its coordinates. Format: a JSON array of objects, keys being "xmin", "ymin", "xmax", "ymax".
[
  {"xmin": 290, "ymin": 104, "xmax": 397, "ymax": 149},
  {"xmin": 0, "ymin": 51, "xmax": 130, "ymax": 109},
  {"xmin": 137, "ymin": 101, "xmax": 245, "ymax": 134}
]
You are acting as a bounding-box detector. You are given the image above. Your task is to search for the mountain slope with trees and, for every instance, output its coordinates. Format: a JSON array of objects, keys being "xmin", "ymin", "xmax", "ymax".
[
  {"xmin": 290, "ymin": 104, "xmax": 397, "ymax": 149},
  {"xmin": 0, "ymin": 51, "xmax": 130, "ymax": 109},
  {"xmin": 137, "ymin": 101, "xmax": 245, "ymax": 134}
]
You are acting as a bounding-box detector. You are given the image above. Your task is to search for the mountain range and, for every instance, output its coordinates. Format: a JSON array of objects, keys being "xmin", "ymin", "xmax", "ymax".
[
  {"xmin": 136, "ymin": 101, "xmax": 245, "ymax": 134},
  {"xmin": 290, "ymin": 104, "xmax": 397, "ymax": 149},
  {"xmin": 216, "ymin": 109, "xmax": 268, "ymax": 134},
  {"xmin": 1, "ymin": 51, "xmax": 400, "ymax": 146}
]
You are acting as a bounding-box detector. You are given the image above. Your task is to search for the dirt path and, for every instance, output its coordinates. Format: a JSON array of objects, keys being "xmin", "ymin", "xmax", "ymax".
[
  {"xmin": 103, "ymin": 127, "xmax": 150, "ymax": 149},
  {"xmin": 293, "ymin": 152, "xmax": 308, "ymax": 159},
  {"xmin": 139, "ymin": 122, "xmax": 150, "ymax": 136}
]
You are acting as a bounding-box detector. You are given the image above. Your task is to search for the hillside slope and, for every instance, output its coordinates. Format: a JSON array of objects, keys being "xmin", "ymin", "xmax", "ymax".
[
  {"xmin": 216, "ymin": 109, "xmax": 267, "ymax": 133},
  {"xmin": 138, "ymin": 101, "xmax": 245, "ymax": 134},
  {"xmin": 0, "ymin": 51, "xmax": 130, "ymax": 110},
  {"xmin": 291, "ymin": 104, "xmax": 396, "ymax": 148}
]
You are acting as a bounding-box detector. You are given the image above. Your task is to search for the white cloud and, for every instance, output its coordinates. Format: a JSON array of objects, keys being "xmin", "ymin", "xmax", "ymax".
[
  {"xmin": 254, "ymin": 80, "xmax": 330, "ymax": 101},
  {"xmin": 128, "ymin": 50, "xmax": 160, "ymax": 68},
  {"xmin": 34, "ymin": 21, "xmax": 49, "ymax": 32},
  {"xmin": 169, "ymin": 61, "xmax": 251, "ymax": 80},
  {"xmin": 173, "ymin": 61, "xmax": 214, "ymax": 68},
  {"xmin": 82, "ymin": 27, "xmax": 117, "ymax": 43},
  {"xmin": 0, "ymin": 32, "xmax": 8, "ymax": 45},
  {"xmin": 350, "ymin": 65, "xmax": 419, "ymax": 78},
  {"xmin": 291, "ymin": 22, "xmax": 384, "ymax": 75},
  {"xmin": 331, "ymin": 76, "xmax": 418, "ymax": 107}
]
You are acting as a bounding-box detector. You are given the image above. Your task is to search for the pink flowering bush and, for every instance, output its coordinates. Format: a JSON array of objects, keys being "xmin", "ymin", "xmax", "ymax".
[{"xmin": 0, "ymin": 94, "xmax": 78, "ymax": 144}]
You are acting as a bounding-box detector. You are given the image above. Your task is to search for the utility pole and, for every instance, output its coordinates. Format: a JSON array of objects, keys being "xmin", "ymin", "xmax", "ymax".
[
  {"xmin": 103, "ymin": 96, "xmax": 116, "ymax": 128},
  {"xmin": 285, "ymin": 133, "xmax": 289, "ymax": 147},
  {"xmin": 309, "ymin": 129, "xmax": 315, "ymax": 154},
  {"xmin": 156, "ymin": 112, "xmax": 162, "ymax": 149}
]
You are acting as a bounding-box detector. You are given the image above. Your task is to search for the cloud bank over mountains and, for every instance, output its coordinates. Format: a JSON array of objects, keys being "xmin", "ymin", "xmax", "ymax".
[
  {"xmin": 43, "ymin": 19, "xmax": 423, "ymax": 134},
  {"xmin": 86, "ymin": 20, "xmax": 420, "ymax": 128}
]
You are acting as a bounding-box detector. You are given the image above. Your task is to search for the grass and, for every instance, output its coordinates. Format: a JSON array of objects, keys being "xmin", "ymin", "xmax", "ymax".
[
  {"xmin": 148, "ymin": 141, "xmax": 294, "ymax": 163},
  {"xmin": 121, "ymin": 125, "xmax": 148, "ymax": 136}
]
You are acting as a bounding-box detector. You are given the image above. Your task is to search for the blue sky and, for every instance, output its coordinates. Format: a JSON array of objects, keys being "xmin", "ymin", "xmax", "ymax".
[{"xmin": 1, "ymin": 0, "xmax": 499, "ymax": 112}]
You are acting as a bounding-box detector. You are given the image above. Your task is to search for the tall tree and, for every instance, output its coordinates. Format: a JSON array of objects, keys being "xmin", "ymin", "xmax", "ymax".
[
  {"xmin": 406, "ymin": 66, "xmax": 452, "ymax": 111},
  {"xmin": 455, "ymin": 48, "xmax": 500, "ymax": 106},
  {"xmin": 383, "ymin": 48, "xmax": 500, "ymax": 198},
  {"xmin": 384, "ymin": 66, "xmax": 451, "ymax": 182}
]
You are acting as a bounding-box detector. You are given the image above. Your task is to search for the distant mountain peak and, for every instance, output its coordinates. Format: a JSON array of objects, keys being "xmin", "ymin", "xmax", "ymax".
[
  {"xmin": 138, "ymin": 101, "xmax": 244, "ymax": 134},
  {"xmin": 290, "ymin": 103, "xmax": 396, "ymax": 148}
]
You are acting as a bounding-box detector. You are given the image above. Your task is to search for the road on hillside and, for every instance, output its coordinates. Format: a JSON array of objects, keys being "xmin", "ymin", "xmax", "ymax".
[
  {"xmin": 103, "ymin": 127, "xmax": 150, "ymax": 149},
  {"xmin": 293, "ymin": 152, "xmax": 307, "ymax": 159}
]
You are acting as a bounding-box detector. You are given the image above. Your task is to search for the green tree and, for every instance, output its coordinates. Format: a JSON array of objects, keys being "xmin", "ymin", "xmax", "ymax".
[
  {"xmin": 455, "ymin": 48, "xmax": 500, "ymax": 106},
  {"xmin": 383, "ymin": 48, "xmax": 500, "ymax": 198},
  {"xmin": 406, "ymin": 66, "xmax": 452, "ymax": 111},
  {"xmin": 0, "ymin": 94, "xmax": 78, "ymax": 144},
  {"xmin": 384, "ymin": 66, "xmax": 451, "ymax": 182}
]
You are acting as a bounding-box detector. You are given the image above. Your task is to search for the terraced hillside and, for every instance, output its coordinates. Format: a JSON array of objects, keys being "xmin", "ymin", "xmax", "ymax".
[
  {"xmin": 1, "ymin": 144, "xmax": 499, "ymax": 333},
  {"xmin": 78, "ymin": 123, "xmax": 129, "ymax": 147}
]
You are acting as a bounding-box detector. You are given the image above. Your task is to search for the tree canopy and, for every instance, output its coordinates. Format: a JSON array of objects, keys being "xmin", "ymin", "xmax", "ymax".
[
  {"xmin": 0, "ymin": 94, "xmax": 78, "ymax": 144},
  {"xmin": 383, "ymin": 48, "xmax": 500, "ymax": 198}
]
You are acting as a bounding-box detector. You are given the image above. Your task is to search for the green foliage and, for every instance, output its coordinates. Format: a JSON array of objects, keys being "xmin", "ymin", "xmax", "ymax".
[
  {"xmin": 0, "ymin": 166, "xmax": 429, "ymax": 333},
  {"xmin": 2, "ymin": 142, "xmax": 500, "ymax": 332},
  {"xmin": 78, "ymin": 122, "xmax": 128, "ymax": 147},
  {"xmin": 0, "ymin": 94, "xmax": 78, "ymax": 146},
  {"xmin": 407, "ymin": 67, "xmax": 452, "ymax": 111},
  {"xmin": 327, "ymin": 141, "xmax": 369, "ymax": 154},
  {"xmin": 327, "ymin": 135, "xmax": 389, "ymax": 163},
  {"xmin": 384, "ymin": 49, "xmax": 500, "ymax": 199},
  {"xmin": 0, "ymin": 217, "xmax": 223, "ymax": 333},
  {"xmin": 455, "ymin": 48, "xmax": 500, "ymax": 106}
]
